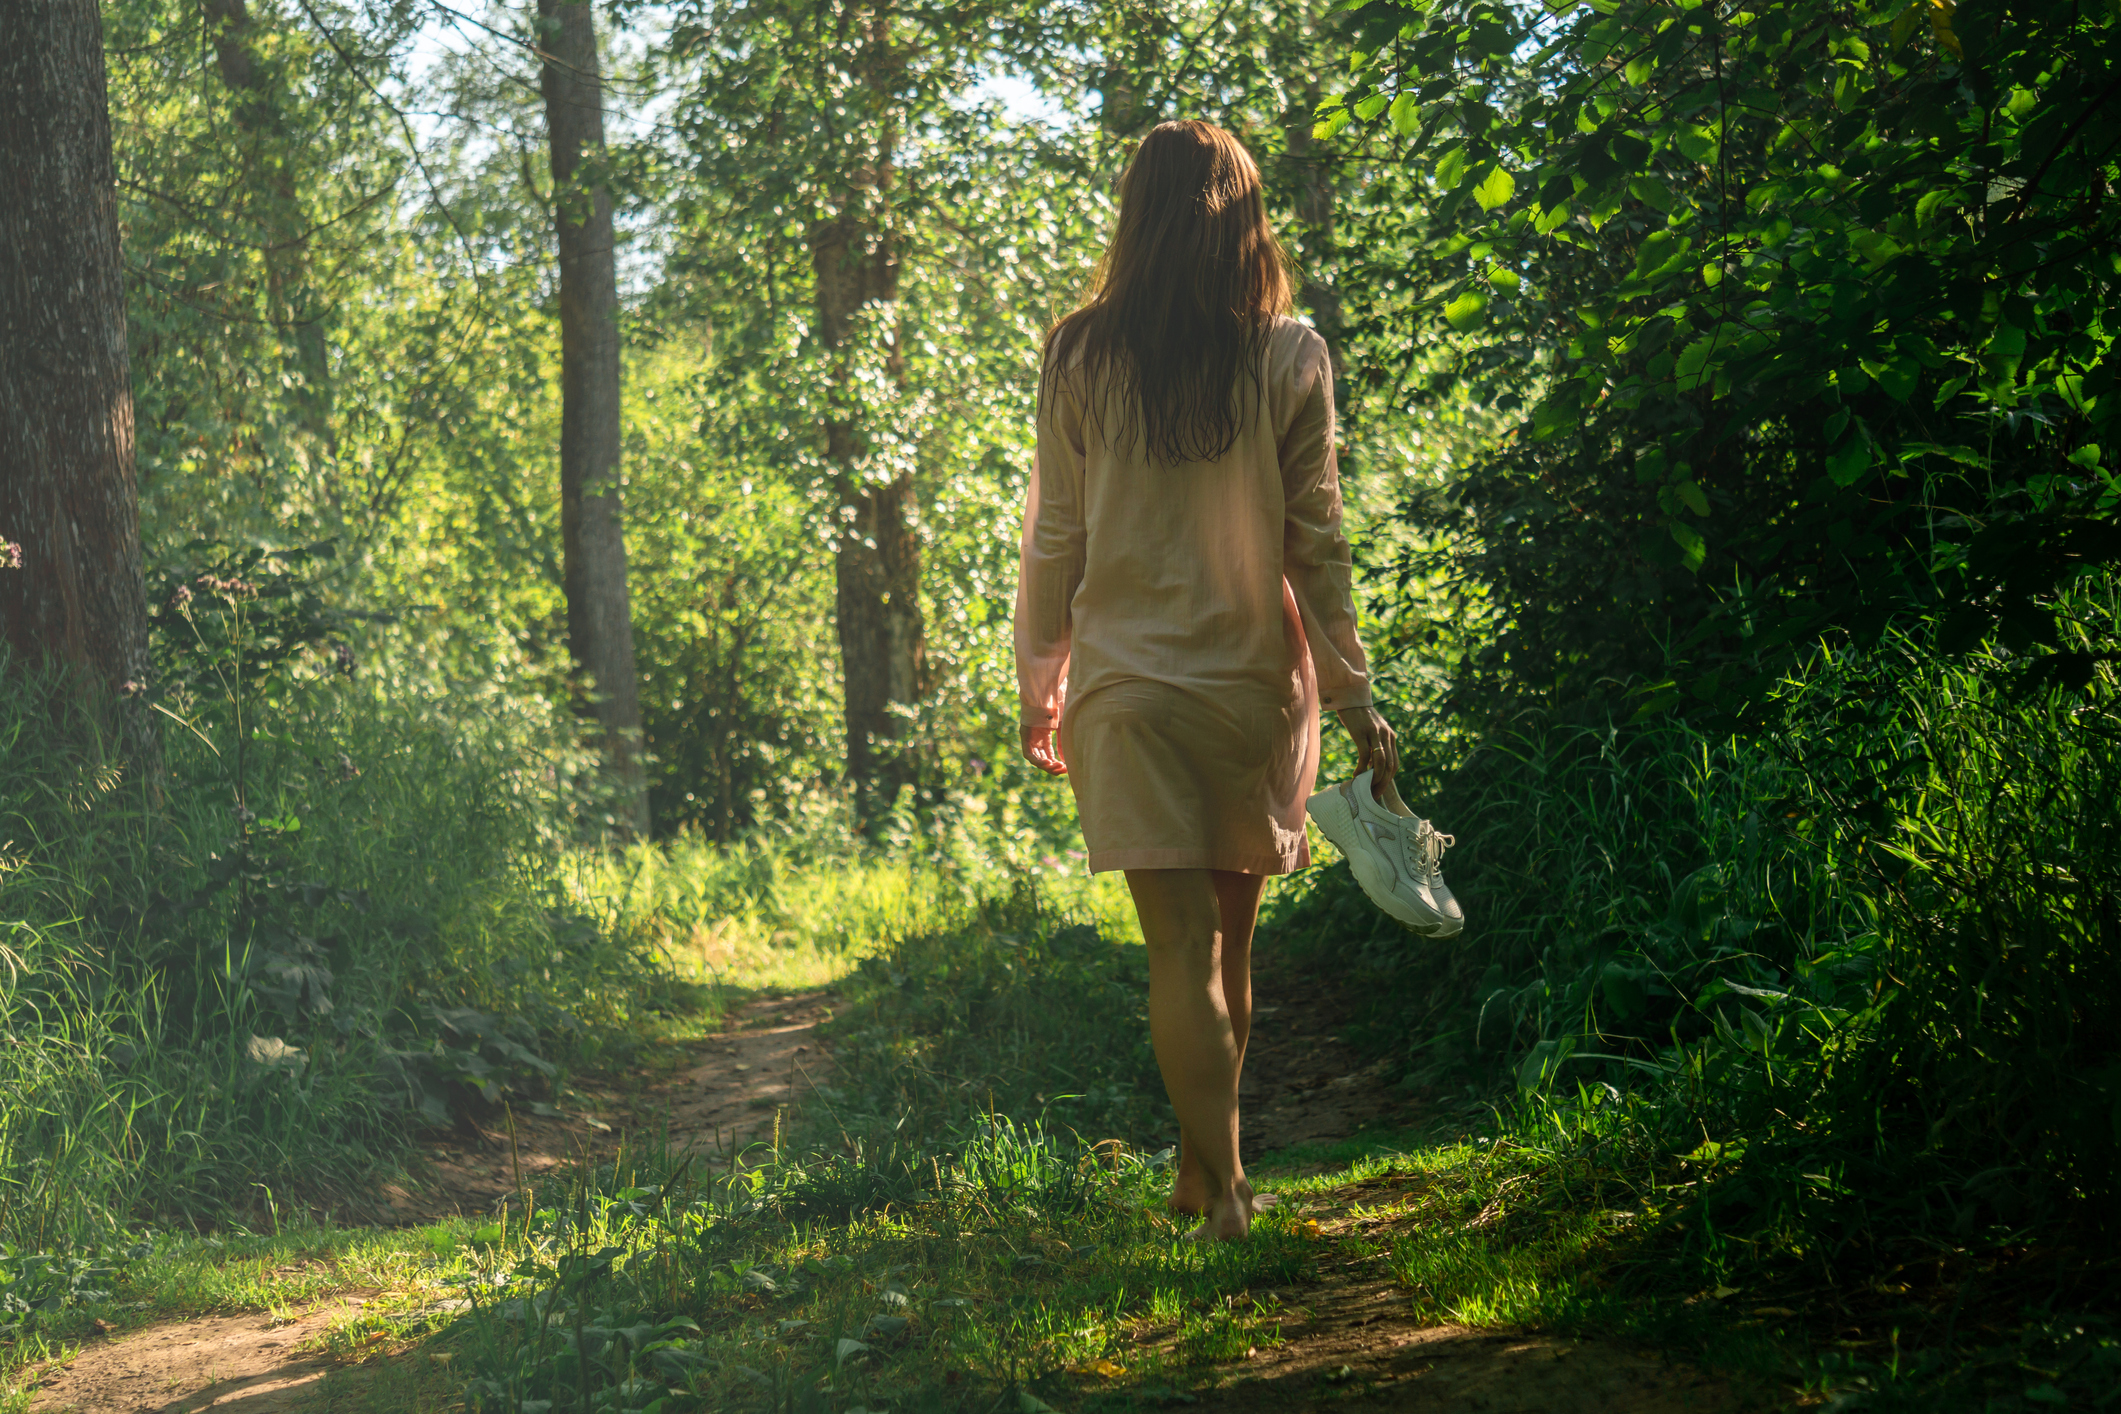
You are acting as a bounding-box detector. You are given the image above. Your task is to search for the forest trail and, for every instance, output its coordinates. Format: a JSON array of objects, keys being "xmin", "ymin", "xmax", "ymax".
[
  {"xmin": 21, "ymin": 992, "xmax": 838, "ymax": 1414},
  {"xmin": 373, "ymin": 988, "xmax": 841, "ymax": 1225},
  {"xmin": 18, "ymin": 971, "xmax": 1769, "ymax": 1412}
]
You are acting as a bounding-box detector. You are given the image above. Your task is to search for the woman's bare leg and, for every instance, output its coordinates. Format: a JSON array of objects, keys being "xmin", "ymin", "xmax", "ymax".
[
  {"xmin": 1127, "ymin": 868, "xmax": 1261, "ymax": 1240},
  {"xmin": 1169, "ymin": 871, "xmax": 1275, "ymax": 1216}
]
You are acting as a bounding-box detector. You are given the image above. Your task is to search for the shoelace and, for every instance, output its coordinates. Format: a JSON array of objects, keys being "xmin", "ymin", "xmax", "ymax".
[{"xmin": 1408, "ymin": 820, "xmax": 1455, "ymax": 884}]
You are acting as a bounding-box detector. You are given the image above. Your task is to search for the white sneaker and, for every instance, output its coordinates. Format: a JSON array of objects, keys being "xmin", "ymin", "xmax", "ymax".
[
  {"xmin": 1410, "ymin": 818, "xmax": 1461, "ymax": 934},
  {"xmin": 1305, "ymin": 770, "xmax": 1454, "ymax": 935}
]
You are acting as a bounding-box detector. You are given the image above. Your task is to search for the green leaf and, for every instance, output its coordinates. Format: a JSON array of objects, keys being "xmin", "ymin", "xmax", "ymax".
[
  {"xmin": 1488, "ymin": 266, "xmax": 1521, "ymax": 293},
  {"xmin": 1534, "ymin": 201, "xmax": 1573, "ymax": 234},
  {"xmin": 1473, "ymin": 164, "xmax": 1517, "ymax": 211},
  {"xmin": 1674, "ymin": 123, "xmax": 1719, "ymax": 162},
  {"xmin": 1675, "ymin": 479, "xmax": 1709, "ymax": 516},
  {"xmin": 1984, "ymin": 324, "xmax": 2028, "ymax": 382},
  {"xmin": 1388, "ymin": 92, "xmax": 1421, "ymax": 136},
  {"xmin": 1530, "ymin": 397, "xmax": 1574, "ymax": 442},
  {"xmin": 1860, "ymin": 356, "xmax": 1920, "ymax": 402},
  {"xmin": 1313, "ymin": 110, "xmax": 1352, "ymax": 141},
  {"xmin": 1914, "ymin": 187, "xmax": 1957, "ymax": 227},
  {"xmin": 1668, "ymin": 521, "xmax": 1707, "ymax": 571},
  {"xmin": 1633, "ymin": 230, "xmax": 1689, "ymax": 277},
  {"xmin": 1601, "ymin": 966, "xmax": 1648, "ymax": 1018},
  {"xmin": 1850, "ymin": 229, "xmax": 1901, "ymax": 268},
  {"xmin": 1826, "ymin": 440, "xmax": 1872, "ymax": 487},
  {"xmin": 2068, "ymin": 444, "xmax": 2103, "ymax": 470},
  {"xmin": 1355, "ymin": 92, "xmax": 1390, "ymax": 121},
  {"xmin": 1443, "ymin": 289, "xmax": 1490, "ymax": 331},
  {"xmin": 1674, "ymin": 336, "xmax": 1719, "ymax": 393},
  {"xmin": 1433, "ymin": 145, "xmax": 1467, "ymax": 188},
  {"xmin": 1629, "ymin": 175, "xmax": 1674, "ymax": 211}
]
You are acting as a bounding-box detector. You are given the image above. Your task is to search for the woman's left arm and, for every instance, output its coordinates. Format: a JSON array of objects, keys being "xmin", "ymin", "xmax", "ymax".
[{"xmin": 1280, "ymin": 350, "xmax": 1373, "ymax": 715}]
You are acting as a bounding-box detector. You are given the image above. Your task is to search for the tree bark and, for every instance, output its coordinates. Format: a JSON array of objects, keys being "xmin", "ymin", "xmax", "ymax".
[
  {"xmin": 812, "ymin": 9, "xmax": 926, "ymax": 833},
  {"xmin": 0, "ymin": 0, "xmax": 157, "ymax": 766},
  {"xmin": 814, "ymin": 204, "xmax": 925, "ymax": 831},
  {"xmin": 539, "ymin": 0, "xmax": 649, "ymax": 838}
]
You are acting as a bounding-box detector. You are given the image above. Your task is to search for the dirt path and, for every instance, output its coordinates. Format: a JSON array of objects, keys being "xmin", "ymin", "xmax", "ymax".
[
  {"xmin": 26, "ymin": 1297, "xmax": 368, "ymax": 1414},
  {"xmin": 655, "ymin": 989, "xmax": 840, "ymax": 1160},
  {"xmin": 372, "ymin": 988, "xmax": 840, "ymax": 1224},
  {"xmin": 1159, "ymin": 1171, "xmax": 1764, "ymax": 1412},
  {"xmin": 1241, "ymin": 951, "xmax": 1415, "ymax": 1159},
  {"xmin": 21, "ymin": 991, "xmax": 839, "ymax": 1414}
]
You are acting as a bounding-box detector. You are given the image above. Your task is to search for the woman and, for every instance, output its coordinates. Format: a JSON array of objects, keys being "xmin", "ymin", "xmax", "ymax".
[{"xmin": 1014, "ymin": 119, "xmax": 1400, "ymax": 1242}]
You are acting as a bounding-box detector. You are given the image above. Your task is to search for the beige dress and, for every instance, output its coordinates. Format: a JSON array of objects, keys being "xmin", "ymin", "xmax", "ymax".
[{"xmin": 1014, "ymin": 317, "xmax": 1373, "ymax": 875}]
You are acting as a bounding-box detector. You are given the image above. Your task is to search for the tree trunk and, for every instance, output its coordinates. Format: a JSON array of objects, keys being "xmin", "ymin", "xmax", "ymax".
[
  {"xmin": 539, "ymin": 0, "xmax": 649, "ymax": 838},
  {"xmin": 813, "ymin": 203, "xmax": 925, "ymax": 831},
  {"xmin": 811, "ymin": 8, "xmax": 926, "ymax": 833},
  {"xmin": 0, "ymin": 0, "xmax": 158, "ymax": 767}
]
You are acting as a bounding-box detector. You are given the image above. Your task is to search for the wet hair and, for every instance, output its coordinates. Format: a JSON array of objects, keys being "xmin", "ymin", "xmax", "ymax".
[{"xmin": 1040, "ymin": 120, "xmax": 1294, "ymax": 466}]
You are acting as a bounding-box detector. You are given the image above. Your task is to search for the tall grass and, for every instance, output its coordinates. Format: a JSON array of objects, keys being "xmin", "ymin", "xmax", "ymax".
[
  {"xmin": 1280, "ymin": 607, "xmax": 2121, "ymax": 1264},
  {"xmin": 0, "ymin": 653, "xmax": 665, "ymax": 1246}
]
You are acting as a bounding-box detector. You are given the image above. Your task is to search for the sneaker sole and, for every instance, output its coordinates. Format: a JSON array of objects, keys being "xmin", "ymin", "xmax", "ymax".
[{"xmin": 1306, "ymin": 788, "xmax": 1447, "ymax": 935}]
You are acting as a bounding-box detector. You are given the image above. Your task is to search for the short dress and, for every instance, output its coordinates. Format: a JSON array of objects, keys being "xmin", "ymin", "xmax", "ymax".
[{"xmin": 1013, "ymin": 317, "xmax": 1373, "ymax": 875}]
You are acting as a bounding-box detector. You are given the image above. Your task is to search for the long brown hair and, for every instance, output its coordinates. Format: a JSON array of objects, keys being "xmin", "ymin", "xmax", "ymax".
[{"xmin": 1041, "ymin": 120, "xmax": 1294, "ymax": 466}]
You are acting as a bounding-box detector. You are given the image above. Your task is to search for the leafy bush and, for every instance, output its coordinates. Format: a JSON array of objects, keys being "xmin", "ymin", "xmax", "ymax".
[{"xmin": 1325, "ymin": 0, "xmax": 2120, "ymax": 716}]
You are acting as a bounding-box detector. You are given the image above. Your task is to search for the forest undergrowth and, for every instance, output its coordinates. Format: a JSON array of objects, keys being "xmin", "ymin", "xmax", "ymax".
[{"xmin": 8, "ymin": 656, "xmax": 2119, "ymax": 1412}]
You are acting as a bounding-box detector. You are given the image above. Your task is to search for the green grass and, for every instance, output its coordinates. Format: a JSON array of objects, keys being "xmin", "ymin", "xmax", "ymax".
[
  {"xmin": 579, "ymin": 828, "xmax": 1140, "ymax": 1010},
  {"xmin": 15, "ymin": 863, "xmax": 2113, "ymax": 1413}
]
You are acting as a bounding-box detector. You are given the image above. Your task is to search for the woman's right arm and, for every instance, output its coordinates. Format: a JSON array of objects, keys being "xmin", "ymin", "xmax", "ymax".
[{"xmin": 1015, "ymin": 378, "xmax": 1088, "ymax": 774}]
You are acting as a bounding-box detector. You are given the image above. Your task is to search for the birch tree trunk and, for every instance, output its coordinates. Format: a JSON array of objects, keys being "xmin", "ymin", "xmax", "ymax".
[
  {"xmin": 0, "ymin": 0, "xmax": 158, "ymax": 772},
  {"xmin": 539, "ymin": 0, "xmax": 650, "ymax": 837}
]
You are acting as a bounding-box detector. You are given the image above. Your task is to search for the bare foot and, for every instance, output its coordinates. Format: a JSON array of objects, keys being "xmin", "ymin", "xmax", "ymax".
[
  {"xmin": 1185, "ymin": 1185, "xmax": 1259, "ymax": 1243},
  {"xmin": 1170, "ymin": 1147, "xmax": 1282, "ymax": 1216},
  {"xmin": 1171, "ymin": 1176, "xmax": 1278, "ymax": 1220}
]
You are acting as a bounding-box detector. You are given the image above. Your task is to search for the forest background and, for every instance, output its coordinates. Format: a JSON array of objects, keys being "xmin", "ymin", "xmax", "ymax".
[{"xmin": 0, "ymin": 0, "xmax": 2118, "ymax": 1405}]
